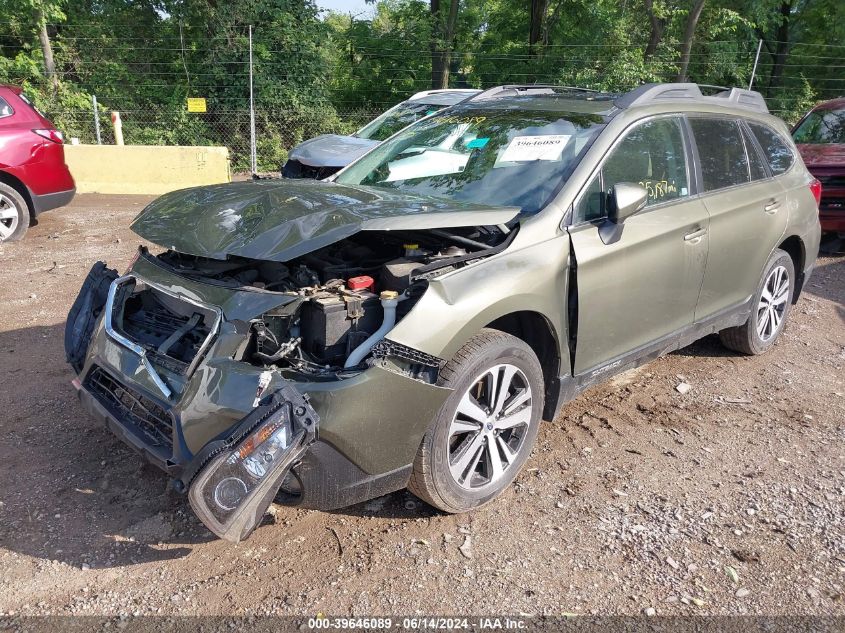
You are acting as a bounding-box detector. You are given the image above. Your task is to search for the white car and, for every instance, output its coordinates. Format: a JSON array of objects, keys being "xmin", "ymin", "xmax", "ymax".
[{"xmin": 281, "ymin": 89, "xmax": 480, "ymax": 179}]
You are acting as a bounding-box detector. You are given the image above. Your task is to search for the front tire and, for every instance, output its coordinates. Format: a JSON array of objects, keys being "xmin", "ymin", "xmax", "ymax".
[
  {"xmin": 408, "ymin": 329, "xmax": 543, "ymax": 513},
  {"xmin": 719, "ymin": 248, "xmax": 794, "ymax": 355},
  {"xmin": 0, "ymin": 183, "xmax": 29, "ymax": 243}
]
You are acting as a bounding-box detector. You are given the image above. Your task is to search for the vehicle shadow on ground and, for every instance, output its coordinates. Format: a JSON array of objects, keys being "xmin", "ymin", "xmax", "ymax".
[
  {"xmin": 326, "ymin": 491, "xmax": 442, "ymax": 521},
  {"xmin": 0, "ymin": 323, "xmax": 215, "ymax": 570}
]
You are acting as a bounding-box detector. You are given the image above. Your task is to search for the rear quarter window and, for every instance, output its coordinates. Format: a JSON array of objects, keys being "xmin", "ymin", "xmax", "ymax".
[
  {"xmin": 742, "ymin": 125, "xmax": 769, "ymax": 181},
  {"xmin": 749, "ymin": 123, "xmax": 794, "ymax": 175},
  {"xmin": 0, "ymin": 96, "xmax": 12, "ymax": 118}
]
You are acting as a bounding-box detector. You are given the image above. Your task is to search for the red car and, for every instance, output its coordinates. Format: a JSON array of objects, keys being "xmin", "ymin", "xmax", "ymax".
[
  {"xmin": 0, "ymin": 85, "xmax": 75, "ymax": 242},
  {"xmin": 793, "ymin": 97, "xmax": 845, "ymax": 235}
]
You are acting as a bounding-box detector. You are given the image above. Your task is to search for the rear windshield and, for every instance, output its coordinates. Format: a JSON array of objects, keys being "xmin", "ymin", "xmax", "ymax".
[
  {"xmin": 793, "ymin": 108, "xmax": 845, "ymax": 144},
  {"xmin": 356, "ymin": 101, "xmax": 448, "ymax": 142},
  {"xmin": 338, "ymin": 108, "xmax": 606, "ymax": 215},
  {"xmin": 0, "ymin": 96, "xmax": 12, "ymax": 118}
]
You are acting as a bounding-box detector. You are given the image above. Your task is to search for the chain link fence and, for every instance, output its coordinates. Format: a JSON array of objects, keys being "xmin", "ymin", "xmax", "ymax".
[
  {"xmin": 36, "ymin": 29, "xmax": 843, "ymax": 176},
  {"xmin": 53, "ymin": 106, "xmax": 381, "ymax": 173}
]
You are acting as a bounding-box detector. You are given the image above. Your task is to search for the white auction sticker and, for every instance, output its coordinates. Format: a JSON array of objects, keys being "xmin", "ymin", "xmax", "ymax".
[{"xmin": 497, "ymin": 134, "xmax": 571, "ymax": 163}]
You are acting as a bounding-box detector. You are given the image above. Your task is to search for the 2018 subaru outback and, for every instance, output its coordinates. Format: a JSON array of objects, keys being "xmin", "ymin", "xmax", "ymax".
[{"xmin": 65, "ymin": 83, "xmax": 821, "ymax": 542}]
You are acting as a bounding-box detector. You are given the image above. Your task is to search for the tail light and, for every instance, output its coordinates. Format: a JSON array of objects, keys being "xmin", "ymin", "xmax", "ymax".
[
  {"xmin": 32, "ymin": 128, "xmax": 64, "ymax": 144},
  {"xmin": 809, "ymin": 178, "xmax": 822, "ymax": 207}
]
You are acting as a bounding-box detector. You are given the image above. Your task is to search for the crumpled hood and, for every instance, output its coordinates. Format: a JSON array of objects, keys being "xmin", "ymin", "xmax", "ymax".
[
  {"xmin": 130, "ymin": 179, "xmax": 519, "ymax": 262},
  {"xmin": 288, "ymin": 134, "xmax": 380, "ymax": 168},
  {"xmin": 796, "ymin": 143, "xmax": 845, "ymax": 168}
]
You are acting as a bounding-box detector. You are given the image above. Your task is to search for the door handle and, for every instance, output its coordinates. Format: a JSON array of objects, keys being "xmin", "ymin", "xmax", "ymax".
[
  {"xmin": 683, "ymin": 228, "xmax": 707, "ymax": 242},
  {"xmin": 764, "ymin": 198, "xmax": 782, "ymax": 214}
]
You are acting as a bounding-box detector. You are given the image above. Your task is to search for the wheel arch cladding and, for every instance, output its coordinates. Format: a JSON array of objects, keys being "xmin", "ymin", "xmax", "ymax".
[
  {"xmin": 485, "ymin": 311, "xmax": 561, "ymax": 421},
  {"xmin": 777, "ymin": 235, "xmax": 805, "ymax": 303},
  {"xmin": 0, "ymin": 170, "xmax": 34, "ymax": 216}
]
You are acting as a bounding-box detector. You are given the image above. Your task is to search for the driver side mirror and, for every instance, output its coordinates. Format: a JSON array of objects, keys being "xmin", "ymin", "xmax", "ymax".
[{"xmin": 608, "ymin": 182, "xmax": 648, "ymax": 224}]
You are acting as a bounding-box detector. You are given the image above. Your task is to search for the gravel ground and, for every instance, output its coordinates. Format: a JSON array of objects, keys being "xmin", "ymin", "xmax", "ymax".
[{"xmin": 0, "ymin": 194, "xmax": 843, "ymax": 618}]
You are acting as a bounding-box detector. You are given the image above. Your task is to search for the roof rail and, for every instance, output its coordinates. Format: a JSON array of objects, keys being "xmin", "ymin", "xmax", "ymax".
[
  {"xmin": 712, "ymin": 87, "xmax": 769, "ymax": 113},
  {"xmin": 409, "ymin": 88, "xmax": 481, "ymax": 100},
  {"xmin": 470, "ymin": 84, "xmax": 602, "ymax": 101},
  {"xmin": 616, "ymin": 82, "xmax": 768, "ymax": 114}
]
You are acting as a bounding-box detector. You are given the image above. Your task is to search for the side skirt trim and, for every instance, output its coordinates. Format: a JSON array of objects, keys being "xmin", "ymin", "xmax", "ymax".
[{"xmin": 549, "ymin": 299, "xmax": 752, "ymax": 415}]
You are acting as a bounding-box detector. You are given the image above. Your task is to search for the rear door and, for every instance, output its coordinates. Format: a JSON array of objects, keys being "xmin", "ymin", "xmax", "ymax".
[
  {"xmin": 688, "ymin": 117, "xmax": 789, "ymax": 321},
  {"xmin": 567, "ymin": 115, "xmax": 710, "ymax": 376}
]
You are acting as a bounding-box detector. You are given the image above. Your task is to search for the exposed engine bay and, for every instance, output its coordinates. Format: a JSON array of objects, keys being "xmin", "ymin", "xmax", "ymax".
[{"xmin": 123, "ymin": 226, "xmax": 510, "ymax": 379}]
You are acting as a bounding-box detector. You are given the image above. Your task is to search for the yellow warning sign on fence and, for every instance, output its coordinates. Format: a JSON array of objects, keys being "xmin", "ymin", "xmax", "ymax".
[{"xmin": 186, "ymin": 98, "xmax": 207, "ymax": 113}]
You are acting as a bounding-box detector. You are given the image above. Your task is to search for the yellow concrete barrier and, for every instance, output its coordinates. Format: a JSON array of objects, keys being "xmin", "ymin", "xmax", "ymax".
[{"xmin": 64, "ymin": 145, "xmax": 230, "ymax": 195}]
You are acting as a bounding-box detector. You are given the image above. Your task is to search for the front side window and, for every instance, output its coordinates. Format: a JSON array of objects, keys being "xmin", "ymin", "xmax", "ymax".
[
  {"xmin": 792, "ymin": 108, "xmax": 845, "ymax": 145},
  {"xmin": 574, "ymin": 117, "xmax": 689, "ymax": 222},
  {"xmin": 0, "ymin": 96, "xmax": 12, "ymax": 118},
  {"xmin": 356, "ymin": 102, "xmax": 447, "ymax": 142},
  {"xmin": 689, "ymin": 118, "xmax": 750, "ymax": 191},
  {"xmin": 338, "ymin": 108, "xmax": 606, "ymax": 215},
  {"xmin": 751, "ymin": 123, "xmax": 794, "ymax": 175}
]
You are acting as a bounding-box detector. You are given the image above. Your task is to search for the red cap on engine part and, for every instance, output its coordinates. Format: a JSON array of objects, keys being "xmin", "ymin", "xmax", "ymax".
[{"xmin": 348, "ymin": 275, "xmax": 375, "ymax": 291}]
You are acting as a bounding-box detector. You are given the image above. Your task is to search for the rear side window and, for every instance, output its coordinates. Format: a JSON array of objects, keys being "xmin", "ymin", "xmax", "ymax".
[
  {"xmin": 689, "ymin": 118, "xmax": 749, "ymax": 191},
  {"xmin": 749, "ymin": 123, "xmax": 793, "ymax": 175},
  {"xmin": 0, "ymin": 96, "xmax": 12, "ymax": 118}
]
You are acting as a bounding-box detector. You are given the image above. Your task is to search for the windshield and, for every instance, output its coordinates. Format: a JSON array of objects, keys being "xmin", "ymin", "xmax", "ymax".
[
  {"xmin": 793, "ymin": 108, "xmax": 845, "ymax": 144},
  {"xmin": 338, "ymin": 108, "xmax": 606, "ymax": 214},
  {"xmin": 357, "ymin": 101, "xmax": 448, "ymax": 141}
]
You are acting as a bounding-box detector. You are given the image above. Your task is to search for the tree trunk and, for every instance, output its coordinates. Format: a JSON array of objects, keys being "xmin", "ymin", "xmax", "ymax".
[
  {"xmin": 543, "ymin": 0, "xmax": 565, "ymax": 45},
  {"xmin": 430, "ymin": 0, "xmax": 460, "ymax": 89},
  {"xmin": 643, "ymin": 0, "xmax": 667, "ymax": 60},
  {"xmin": 766, "ymin": 1, "xmax": 792, "ymax": 97},
  {"xmin": 675, "ymin": 0, "xmax": 706, "ymax": 82},
  {"xmin": 37, "ymin": 9, "xmax": 58, "ymax": 93},
  {"xmin": 529, "ymin": 0, "xmax": 547, "ymax": 56}
]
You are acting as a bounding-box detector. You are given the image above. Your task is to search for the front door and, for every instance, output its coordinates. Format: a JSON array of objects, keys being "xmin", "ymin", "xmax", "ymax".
[{"xmin": 567, "ymin": 115, "xmax": 710, "ymax": 376}]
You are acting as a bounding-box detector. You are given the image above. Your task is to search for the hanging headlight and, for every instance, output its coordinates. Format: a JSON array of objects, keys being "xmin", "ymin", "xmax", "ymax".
[{"xmin": 186, "ymin": 385, "xmax": 317, "ymax": 542}]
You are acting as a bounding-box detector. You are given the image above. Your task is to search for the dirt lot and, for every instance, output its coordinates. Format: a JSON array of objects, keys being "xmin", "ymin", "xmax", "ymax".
[{"xmin": 0, "ymin": 194, "xmax": 843, "ymax": 618}]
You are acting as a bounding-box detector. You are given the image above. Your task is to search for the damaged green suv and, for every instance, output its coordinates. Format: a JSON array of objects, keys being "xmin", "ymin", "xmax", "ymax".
[{"xmin": 65, "ymin": 84, "xmax": 821, "ymax": 542}]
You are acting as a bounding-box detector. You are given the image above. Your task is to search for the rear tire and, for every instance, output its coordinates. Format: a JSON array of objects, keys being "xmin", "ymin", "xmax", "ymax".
[
  {"xmin": 0, "ymin": 182, "xmax": 29, "ymax": 243},
  {"xmin": 408, "ymin": 329, "xmax": 543, "ymax": 513},
  {"xmin": 719, "ymin": 248, "xmax": 794, "ymax": 355}
]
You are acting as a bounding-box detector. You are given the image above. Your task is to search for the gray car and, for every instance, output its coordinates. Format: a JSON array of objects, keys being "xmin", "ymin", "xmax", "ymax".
[
  {"xmin": 281, "ymin": 89, "xmax": 480, "ymax": 179},
  {"xmin": 65, "ymin": 84, "xmax": 820, "ymax": 542}
]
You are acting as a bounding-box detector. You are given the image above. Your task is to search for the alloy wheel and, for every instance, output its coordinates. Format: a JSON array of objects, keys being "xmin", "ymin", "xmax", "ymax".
[
  {"xmin": 0, "ymin": 193, "xmax": 19, "ymax": 242},
  {"xmin": 447, "ymin": 363, "xmax": 533, "ymax": 490},
  {"xmin": 756, "ymin": 264, "xmax": 790, "ymax": 342}
]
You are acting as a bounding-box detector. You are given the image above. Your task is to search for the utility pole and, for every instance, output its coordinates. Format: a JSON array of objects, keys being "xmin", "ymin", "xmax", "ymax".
[
  {"xmin": 92, "ymin": 95, "xmax": 101, "ymax": 145},
  {"xmin": 748, "ymin": 39, "xmax": 763, "ymax": 90},
  {"xmin": 249, "ymin": 25, "xmax": 257, "ymax": 176}
]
